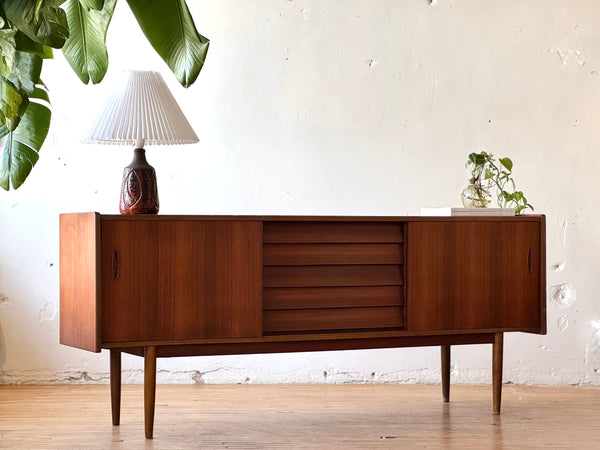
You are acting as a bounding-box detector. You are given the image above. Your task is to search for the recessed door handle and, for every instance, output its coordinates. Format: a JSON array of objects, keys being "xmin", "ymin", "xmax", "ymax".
[
  {"xmin": 527, "ymin": 249, "xmax": 533, "ymax": 273},
  {"xmin": 112, "ymin": 251, "xmax": 119, "ymax": 279}
]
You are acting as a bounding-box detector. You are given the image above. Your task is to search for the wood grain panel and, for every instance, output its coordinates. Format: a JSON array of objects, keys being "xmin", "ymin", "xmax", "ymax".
[
  {"xmin": 263, "ymin": 243, "xmax": 403, "ymax": 265},
  {"xmin": 263, "ymin": 286, "xmax": 403, "ymax": 310},
  {"xmin": 406, "ymin": 221, "xmax": 542, "ymax": 332},
  {"xmin": 263, "ymin": 222, "xmax": 403, "ymax": 243},
  {"xmin": 150, "ymin": 333, "xmax": 495, "ymax": 357},
  {"xmin": 539, "ymin": 215, "xmax": 547, "ymax": 335},
  {"xmin": 101, "ymin": 220, "xmax": 262, "ymax": 342},
  {"xmin": 59, "ymin": 212, "xmax": 101, "ymax": 352},
  {"xmin": 263, "ymin": 265, "xmax": 403, "ymax": 288},
  {"xmin": 263, "ymin": 307, "xmax": 403, "ymax": 333}
]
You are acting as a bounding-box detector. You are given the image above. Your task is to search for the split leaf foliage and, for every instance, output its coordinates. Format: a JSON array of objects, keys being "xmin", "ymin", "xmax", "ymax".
[{"xmin": 0, "ymin": 0, "xmax": 208, "ymax": 190}]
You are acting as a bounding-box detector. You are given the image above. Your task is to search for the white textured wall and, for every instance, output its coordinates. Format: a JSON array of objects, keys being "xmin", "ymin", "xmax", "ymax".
[{"xmin": 1, "ymin": 0, "xmax": 600, "ymax": 385}]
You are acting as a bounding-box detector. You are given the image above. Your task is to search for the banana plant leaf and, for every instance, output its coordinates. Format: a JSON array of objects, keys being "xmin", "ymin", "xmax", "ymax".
[
  {"xmin": 0, "ymin": 0, "xmax": 208, "ymax": 191},
  {"xmin": 14, "ymin": 31, "xmax": 54, "ymax": 59},
  {"xmin": 0, "ymin": 87, "xmax": 51, "ymax": 190},
  {"xmin": 126, "ymin": 0, "xmax": 209, "ymax": 87},
  {"xmin": 1, "ymin": 46, "xmax": 44, "ymax": 131},
  {"xmin": 62, "ymin": 0, "xmax": 117, "ymax": 84},
  {"xmin": 79, "ymin": 0, "xmax": 104, "ymax": 10},
  {"xmin": 7, "ymin": 50, "xmax": 43, "ymax": 94},
  {"xmin": 0, "ymin": 76, "xmax": 28, "ymax": 131},
  {"xmin": 0, "ymin": 28, "xmax": 17, "ymax": 77},
  {"xmin": 2, "ymin": 0, "xmax": 69, "ymax": 49}
]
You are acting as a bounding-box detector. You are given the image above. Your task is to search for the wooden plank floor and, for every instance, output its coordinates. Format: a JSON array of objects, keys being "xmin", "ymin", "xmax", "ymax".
[{"xmin": 1, "ymin": 384, "xmax": 599, "ymax": 449}]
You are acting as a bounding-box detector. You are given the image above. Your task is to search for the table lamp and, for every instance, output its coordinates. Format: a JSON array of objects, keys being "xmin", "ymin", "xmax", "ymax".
[{"xmin": 83, "ymin": 70, "xmax": 199, "ymax": 214}]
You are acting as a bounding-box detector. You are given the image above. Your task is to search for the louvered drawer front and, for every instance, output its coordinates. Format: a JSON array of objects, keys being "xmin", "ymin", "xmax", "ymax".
[{"xmin": 263, "ymin": 222, "xmax": 405, "ymax": 334}]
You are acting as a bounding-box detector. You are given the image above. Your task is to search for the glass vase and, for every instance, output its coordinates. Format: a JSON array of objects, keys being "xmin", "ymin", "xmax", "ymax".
[{"xmin": 461, "ymin": 183, "xmax": 491, "ymax": 208}]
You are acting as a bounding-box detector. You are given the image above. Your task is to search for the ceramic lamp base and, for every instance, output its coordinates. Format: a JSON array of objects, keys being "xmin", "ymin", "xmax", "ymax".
[{"xmin": 119, "ymin": 148, "xmax": 159, "ymax": 215}]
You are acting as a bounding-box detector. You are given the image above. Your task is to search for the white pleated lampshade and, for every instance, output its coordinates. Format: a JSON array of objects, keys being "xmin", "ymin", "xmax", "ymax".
[{"xmin": 82, "ymin": 70, "xmax": 199, "ymax": 146}]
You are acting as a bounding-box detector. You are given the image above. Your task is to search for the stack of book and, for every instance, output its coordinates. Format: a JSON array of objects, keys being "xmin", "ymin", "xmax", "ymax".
[{"xmin": 420, "ymin": 207, "xmax": 515, "ymax": 216}]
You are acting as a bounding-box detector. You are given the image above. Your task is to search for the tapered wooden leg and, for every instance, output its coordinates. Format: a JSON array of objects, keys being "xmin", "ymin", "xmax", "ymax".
[
  {"xmin": 144, "ymin": 346, "xmax": 157, "ymax": 439},
  {"xmin": 110, "ymin": 349, "xmax": 121, "ymax": 426},
  {"xmin": 441, "ymin": 345, "xmax": 450, "ymax": 403},
  {"xmin": 493, "ymin": 333, "xmax": 504, "ymax": 415}
]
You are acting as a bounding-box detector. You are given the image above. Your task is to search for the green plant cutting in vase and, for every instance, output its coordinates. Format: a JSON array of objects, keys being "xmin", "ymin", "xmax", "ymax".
[
  {"xmin": 0, "ymin": 0, "xmax": 209, "ymax": 190},
  {"xmin": 463, "ymin": 151, "xmax": 534, "ymax": 215}
]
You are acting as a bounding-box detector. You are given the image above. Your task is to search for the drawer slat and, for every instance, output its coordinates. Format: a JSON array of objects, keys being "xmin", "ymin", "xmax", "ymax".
[
  {"xmin": 264, "ymin": 286, "xmax": 403, "ymax": 310},
  {"xmin": 263, "ymin": 265, "xmax": 403, "ymax": 288},
  {"xmin": 263, "ymin": 243, "xmax": 403, "ymax": 266},
  {"xmin": 264, "ymin": 222, "xmax": 403, "ymax": 243},
  {"xmin": 263, "ymin": 307, "xmax": 404, "ymax": 333}
]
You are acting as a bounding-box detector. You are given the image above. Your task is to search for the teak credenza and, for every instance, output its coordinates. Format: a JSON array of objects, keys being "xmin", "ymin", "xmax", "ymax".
[{"xmin": 59, "ymin": 213, "xmax": 546, "ymax": 439}]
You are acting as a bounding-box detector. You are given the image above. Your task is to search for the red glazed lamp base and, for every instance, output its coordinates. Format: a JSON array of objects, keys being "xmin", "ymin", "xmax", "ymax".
[{"xmin": 119, "ymin": 148, "xmax": 159, "ymax": 215}]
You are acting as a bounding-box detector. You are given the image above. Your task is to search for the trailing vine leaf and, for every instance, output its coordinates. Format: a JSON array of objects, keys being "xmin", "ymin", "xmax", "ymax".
[
  {"xmin": 515, "ymin": 205, "xmax": 527, "ymax": 214},
  {"xmin": 465, "ymin": 151, "xmax": 533, "ymax": 214},
  {"xmin": 468, "ymin": 152, "xmax": 486, "ymax": 166},
  {"xmin": 499, "ymin": 157, "xmax": 513, "ymax": 171},
  {"xmin": 62, "ymin": 0, "xmax": 117, "ymax": 84},
  {"xmin": 3, "ymin": 0, "xmax": 69, "ymax": 48},
  {"xmin": 126, "ymin": 0, "xmax": 209, "ymax": 87},
  {"xmin": 0, "ymin": 86, "xmax": 51, "ymax": 190}
]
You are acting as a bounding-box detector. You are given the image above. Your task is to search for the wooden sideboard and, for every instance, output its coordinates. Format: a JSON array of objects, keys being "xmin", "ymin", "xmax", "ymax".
[{"xmin": 60, "ymin": 213, "xmax": 546, "ymax": 439}]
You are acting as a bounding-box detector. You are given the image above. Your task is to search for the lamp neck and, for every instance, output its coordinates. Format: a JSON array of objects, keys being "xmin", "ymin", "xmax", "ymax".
[{"xmin": 127, "ymin": 148, "xmax": 154, "ymax": 170}]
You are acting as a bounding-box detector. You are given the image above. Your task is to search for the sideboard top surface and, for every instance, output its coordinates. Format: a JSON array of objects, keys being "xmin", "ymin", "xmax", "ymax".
[{"xmin": 68, "ymin": 212, "xmax": 545, "ymax": 222}]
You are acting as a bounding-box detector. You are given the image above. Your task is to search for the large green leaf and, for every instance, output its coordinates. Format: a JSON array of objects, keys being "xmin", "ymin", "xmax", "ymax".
[
  {"xmin": 0, "ymin": 86, "xmax": 51, "ymax": 190},
  {"xmin": 79, "ymin": 0, "xmax": 105, "ymax": 10},
  {"xmin": 126, "ymin": 0, "xmax": 209, "ymax": 87},
  {"xmin": 0, "ymin": 76, "xmax": 29, "ymax": 130},
  {"xmin": 14, "ymin": 30, "xmax": 54, "ymax": 59},
  {"xmin": 0, "ymin": 44, "xmax": 43, "ymax": 131},
  {"xmin": 7, "ymin": 49, "xmax": 42, "ymax": 94},
  {"xmin": 62, "ymin": 0, "xmax": 116, "ymax": 84},
  {"xmin": 0, "ymin": 28, "xmax": 17, "ymax": 78},
  {"xmin": 3, "ymin": 0, "xmax": 69, "ymax": 48}
]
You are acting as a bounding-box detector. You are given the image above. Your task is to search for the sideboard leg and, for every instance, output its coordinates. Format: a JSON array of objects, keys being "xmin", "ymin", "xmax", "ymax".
[
  {"xmin": 441, "ymin": 345, "xmax": 451, "ymax": 402},
  {"xmin": 144, "ymin": 346, "xmax": 157, "ymax": 439},
  {"xmin": 110, "ymin": 349, "xmax": 121, "ymax": 426},
  {"xmin": 492, "ymin": 333, "xmax": 504, "ymax": 415}
]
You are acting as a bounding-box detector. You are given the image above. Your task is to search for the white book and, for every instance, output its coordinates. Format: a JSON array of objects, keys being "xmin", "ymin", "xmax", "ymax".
[{"xmin": 420, "ymin": 207, "xmax": 452, "ymax": 216}]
